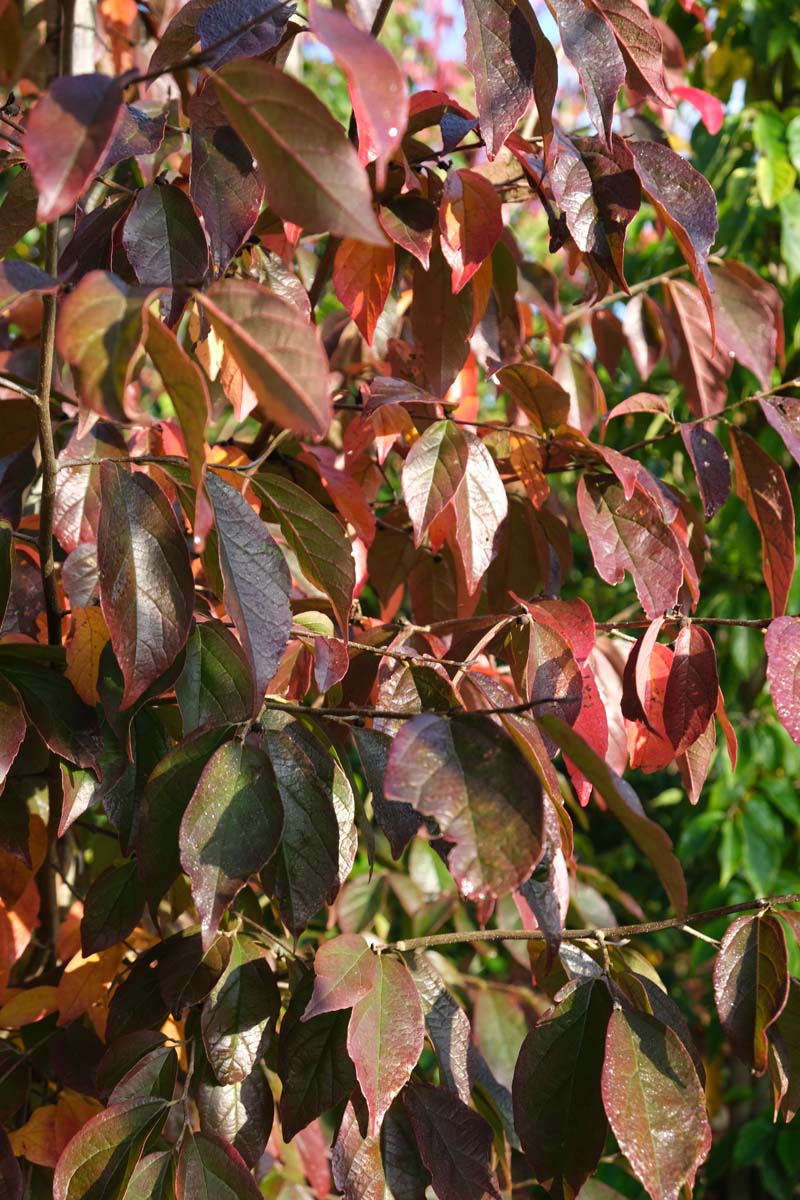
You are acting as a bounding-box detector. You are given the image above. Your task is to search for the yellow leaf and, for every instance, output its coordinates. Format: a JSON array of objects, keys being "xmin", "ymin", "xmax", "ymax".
[
  {"xmin": 65, "ymin": 606, "xmax": 110, "ymax": 706},
  {"xmin": 0, "ymin": 985, "xmax": 58, "ymax": 1028},
  {"xmin": 56, "ymin": 945, "xmax": 125, "ymax": 1026},
  {"xmin": 9, "ymin": 1105, "xmax": 58, "ymax": 1167}
]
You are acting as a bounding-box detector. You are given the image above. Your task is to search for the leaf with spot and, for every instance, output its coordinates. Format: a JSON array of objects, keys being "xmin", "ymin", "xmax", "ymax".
[
  {"xmin": 713, "ymin": 913, "xmax": 789, "ymax": 1073},
  {"xmin": 730, "ymin": 428, "xmax": 795, "ymax": 617},
  {"xmin": 202, "ymin": 936, "xmax": 280, "ymax": 1086},
  {"xmin": 601, "ymin": 1009, "xmax": 711, "ymax": 1200},
  {"xmin": 766, "ymin": 617, "xmax": 800, "ymax": 744},
  {"xmin": 680, "ymin": 424, "xmax": 730, "ymax": 520},
  {"xmin": 180, "ymin": 739, "xmax": 284, "ymax": 947},
  {"xmin": 760, "ymin": 395, "xmax": 800, "ymax": 469}
]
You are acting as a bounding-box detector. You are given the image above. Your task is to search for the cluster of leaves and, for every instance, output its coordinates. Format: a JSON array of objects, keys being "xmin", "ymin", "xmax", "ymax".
[{"xmin": 0, "ymin": 0, "xmax": 800, "ymax": 1196}]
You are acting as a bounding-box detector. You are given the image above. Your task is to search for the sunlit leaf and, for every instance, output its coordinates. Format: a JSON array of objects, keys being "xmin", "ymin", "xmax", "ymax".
[
  {"xmin": 713, "ymin": 913, "xmax": 789, "ymax": 1073},
  {"xmin": 730, "ymin": 428, "xmax": 795, "ymax": 617}
]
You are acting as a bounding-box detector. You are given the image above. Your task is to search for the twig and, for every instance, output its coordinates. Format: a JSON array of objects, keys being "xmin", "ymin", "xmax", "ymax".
[
  {"xmin": 563, "ymin": 264, "xmax": 688, "ymax": 328},
  {"xmin": 262, "ymin": 693, "xmax": 571, "ymax": 723},
  {"xmin": 385, "ymin": 893, "xmax": 800, "ymax": 953}
]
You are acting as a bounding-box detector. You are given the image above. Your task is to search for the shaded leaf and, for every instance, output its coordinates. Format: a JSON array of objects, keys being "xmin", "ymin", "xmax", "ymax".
[
  {"xmin": 710, "ymin": 260, "xmax": 778, "ymax": 389},
  {"xmin": 680, "ymin": 424, "xmax": 730, "ymax": 520},
  {"xmin": 278, "ymin": 970, "xmax": 355, "ymax": 1142},
  {"xmin": 411, "ymin": 247, "xmax": 473, "ymax": 396},
  {"xmin": 26, "ymin": 74, "xmax": 123, "ymax": 221},
  {"xmin": 80, "ymin": 861, "xmax": 144, "ymax": 956},
  {"xmin": 122, "ymin": 182, "xmax": 208, "ymax": 303},
  {"xmin": 730, "ymin": 428, "xmax": 795, "ymax": 618},
  {"xmin": 122, "ymin": 1151, "xmax": 174, "ymax": 1200},
  {"xmin": 663, "ymin": 279, "xmax": 730, "ymax": 419},
  {"xmin": 180, "ymin": 739, "xmax": 283, "ymax": 946},
  {"xmin": 196, "ymin": 1067, "xmax": 273, "ymax": 1168},
  {"xmin": 99, "ymin": 103, "xmax": 167, "ymax": 172},
  {"xmin": 215, "ymin": 58, "xmax": 386, "ymax": 244},
  {"xmin": 110, "ymin": 1045, "xmax": 178, "ymax": 1104},
  {"xmin": 352, "ymin": 726, "xmax": 421, "ymax": 859},
  {"xmin": 56, "ymin": 271, "xmax": 145, "ymax": 419},
  {"xmin": 761, "ymin": 395, "xmax": 800, "ymax": 470},
  {"xmin": 0, "ymin": 657, "xmax": 101, "ymax": 770},
  {"xmin": 513, "ymin": 979, "xmax": 612, "ymax": 1198},
  {"xmin": 175, "ymin": 1130, "xmax": 261, "ymax": 1200},
  {"xmin": 601, "ymin": 1009, "xmax": 711, "ymax": 1200},
  {"xmin": 0, "ymin": 1127, "xmax": 23, "ymax": 1200},
  {"xmin": 0, "ymin": 677, "xmax": 26, "ymax": 794},
  {"xmin": 592, "ymin": 0, "xmax": 671, "ymax": 104},
  {"xmin": 148, "ymin": 0, "xmax": 293, "ymax": 74},
  {"xmin": 52, "ymin": 1097, "xmax": 167, "ymax": 1200},
  {"xmin": 202, "ymin": 936, "xmax": 280, "ymax": 1085},
  {"xmin": 549, "ymin": 0, "xmax": 625, "ymax": 147},
  {"xmin": 713, "ymin": 913, "xmax": 789, "ymax": 1074},
  {"xmin": 0, "ymin": 168, "xmax": 39, "ymax": 257},
  {"xmin": 403, "ymin": 951, "xmax": 474, "ymax": 1104},
  {"xmin": 403, "ymin": 1084, "xmax": 499, "ymax": 1200},
  {"xmin": 768, "ymin": 977, "xmax": 800, "ymax": 1122},
  {"xmin": 0, "ymin": 261, "xmax": 59, "ymax": 313},
  {"xmin": 145, "ymin": 313, "xmax": 210, "ymax": 495},
  {"xmin": 159, "ymin": 930, "xmax": 232, "ymax": 1015},
  {"xmin": 175, "ymin": 620, "xmax": 255, "ymax": 735}
]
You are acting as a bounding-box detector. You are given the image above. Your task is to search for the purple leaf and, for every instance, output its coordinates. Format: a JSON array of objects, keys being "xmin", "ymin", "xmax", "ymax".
[
  {"xmin": 680, "ymin": 424, "xmax": 730, "ymax": 519},
  {"xmin": 549, "ymin": 0, "xmax": 625, "ymax": 147},
  {"xmin": 0, "ymin": 261, "xmax": 59, "ymax": 314},
  {"xmin": 711, "ymin": 260, "xmax": 779, "ymax": 389},
  {"xmin": 730, "ymin": 428, "xmax": 795, "ymax": 618},
  {"xmin": 403, "ymin": 1084, "xmax": 500, "ymax": 1200},
  {"xmin": 591, "ymin": 0, "xmax": 672, "ymax": 105},
  {"xmin": 99, "ymin": 103, "xmax": 167, "ymax": 172},
  {"xmin": 122, "ymin": 183, "xmax": 209, "ymax": 291},
  {"xmin": 766, "ymin": 616, "xmax": 800, "ymax": 744},
  {"xmin": 148, "ymin": 0, "xmax": 293, "ymax": 75}
]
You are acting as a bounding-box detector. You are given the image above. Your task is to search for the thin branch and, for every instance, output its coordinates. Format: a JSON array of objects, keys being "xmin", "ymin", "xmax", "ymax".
[
  {"xmin": 262, "ymin": 693, "xmax": 576, "ymax": 723},
  {"xmin": 385, "ymin": 893, "xmax": 800, "ymax": 953},
  {"xmin": 563, "ymin": 264, "xmax": 688, "ymax": 328}
]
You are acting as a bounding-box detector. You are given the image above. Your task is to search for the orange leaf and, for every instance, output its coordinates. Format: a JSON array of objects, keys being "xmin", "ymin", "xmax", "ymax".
[
  {"xmin": 65, "ymin": 606, "xmax": 110, "ymax": 706},
  {"xmin": 0, "ymin": 878, "xmax": 40, "ymax": 971},
  {"xmin": 56, "ymin": 900, "xmax": 84, "ymax": 965},
  {"xmin": 56, "ymin": 945, "xmax": 125, "ymax": 1026},
  {"xmin": 54, "ymin": 1090, "xmax": 104, "ymax": 1154},
  {"xmin": 8, "ymin": 1105, "xmax": 59, "ymax": 1168},
  {"xmin": 99, "ymin": 0, "xmax": 138, "ymax": 24},
  {"xmin": 333, "ymin": 237, "xmax": 395, "ymax": 344},
  {"xmin": 0, "ymin": 984, "xmax": 58, "ymax": 1027}
]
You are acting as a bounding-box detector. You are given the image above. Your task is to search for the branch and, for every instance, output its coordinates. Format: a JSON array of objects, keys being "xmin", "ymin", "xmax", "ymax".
[
  {"xmin": 261, "ymin": 693, "xmax": 567, "ymax": 723},
  {"xmin": 386, "ymin": 893, "xmax": 800, "ymax": 953},
  {"xmin": 562, "ymin": 264, "xmax": 688, "ymax": 328}
]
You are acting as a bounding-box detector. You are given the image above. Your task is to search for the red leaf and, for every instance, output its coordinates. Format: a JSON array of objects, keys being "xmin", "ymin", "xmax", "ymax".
[
  {"xmin": 677, "ymin": 714, "xmax": 715, "ymax": 804},
  {"xmin": 663, "ymin": 624, "xmax": 718, "ymax": 753},
  {"xmin": 568, "ymin": 665, "xmax": 609, "ymax": 804},
  {"xmin": 303, "ymin": 934, "xmax": 425, "ymax": 1135},
  {"xmin": 411, "ymin": 247, "xmax": 474, "ymax": 396},
  {"xmin": 333, "ymin": 238, "xmax": 396, "ymax": 343},
  {"xmin": 630, "ymin": 141, "xmax": 718, "ymax": 323},
  {"xmin": 711, "ymin": 260, "xmax": 779, "ymax": 389},
  {"xmin": 0, "ymin": 678, "xmax": 25, "ymax": 793},
  {"xmin": 680, "ymin": 424, "xmax": 730, "ymax": 520},
  {"xmin": 549, "ymin": 0, "xmax": 626, "ymax": 148},
  {"xmin": 672, "ymin": 84, "xmax": 724, "ymax": 134},
  {"xmin": 621, "ymin": 294, "xmax": 666, "ymax": 380},
  {"xmin": 577, "ymin": 476, "xmax": 683, "ymax": 620},
  {"xmin": 663, "ymin": 279, "xmax": 730, "ymax": 418},
  {"xmin": 439, "ymin": 169, "xmax": 503, "ymax": 292},
  {"xmin": 309, "ymin": 0, "xmax": 409, "ymax": 189},
  {"xmin": 592, "ymin": 0, "xmax": 672, "ymax": 105},
  {"xmin": 498, "ymin": 362, "xmax": 571, "ymax": 430},
  {"xmin": 765, "ymin": 617, "xmax": 800, "ymax": 744},
  {"xmin": 97, "ymin": 463, "xmax": 194, "ymax": 709},
  {"xmin": 25, "ymin": 74, "xmax": 123, "ymax": 221},
  {"xmin": 403, "ymin": 1084, "xmax": 500, "ymax": 1200},
  {"xmin": 602, "ymin": 1009, "xmax": 711, "ymax": 1200},
  {"xmin": 313, "ymin": 636, "xmax": 350, "ymax": 693},
  {"xmin": 760, "ymin": 395, "xmax": 800, "ymax": 469},
  {"xmin": 768, "ymin": 977, "xmax": 800, "ymax": 1123},
  {"xmin": 626, "ymin": 641, "xmax": 675, "ymax": 774},
  {"xmin": 714, "ymin": 913, "xmax": 789, "ymax": 1073},
  {"xmin": 379, "ymin": 195, "xmax": 436, "ymax": 269},
  {"xmin": 505, "ymin": 616, "xmax": 583, "ymax": 728},
  {"xmin": 463, "ymin": 0, "xmax": 556, "ymax": 157},
  {"xmin": 53, "ymin": 422, "xmax": 127, "ymax": 553},
  {"xmin": 604, "ymin": 391, "xmax": 671, "ymax": 425},
  {"xmin": 730, "ymin": 428, "xmax": 795, "ymax": 617}
]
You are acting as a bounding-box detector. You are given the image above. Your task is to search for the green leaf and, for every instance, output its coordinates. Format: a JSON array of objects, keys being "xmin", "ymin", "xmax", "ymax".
[
  {"xmin": 0, "ymin": 655, "xmax": 101, "ymax": 771},
  {"xmin": 196, "ymin": 1066, "xmax": 273, "ymax": 1169},
  {"xmin": 201, "ymin": 935, "xmax": 280, "ymax": 1085},
  {"xmin": 80, "ymin": 860, "xmax": 145, "ymax": 956},
  {"xmin": 175, "ymin": 1130, "xmax": 262, "ymax": 1199},
  {"xmin": 52, "ymin": 1097, "xmax": 168, "ymax": 1200},
  {"xmin": 0, "ymin": 522, "xmax": 12, "ymax": 629},
  {"xmin": 175, "ymin": 621, "xmax": 255, "ymax": 735},
  {"xmin": 180, "ymin": 739, "xmax": 284, "ymax": 947},
  {"xmin": 513, "ymin": 979, "xmax": 612, "ymax": 1197},
  {"xmin": 109, "ymin": 1045, "xmax": 178, "ymax": 1104},
  {"xmin": 601, "ymin": 1009, "xmax": 711, "ymax": 1200},
  {"xmin": 145, "ymin": 314, "xmax": 210, "ymax": 493},
  {"xmin": 215, "ymin": 59, "xmax": 386, "ymax": 245},
  {"xmin": 713, "ymin": 913, "xmax": 789, "ymax": 1073},
  {"xmin": 122, "ymin": 1151, "xmax": 175, "ymax": 1200}
]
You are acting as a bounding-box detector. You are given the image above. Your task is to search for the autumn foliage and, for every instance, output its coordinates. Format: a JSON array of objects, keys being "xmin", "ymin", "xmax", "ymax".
[{"xmin": 0, "ymin": 0, "xmax": 799, "ymax": 1196}]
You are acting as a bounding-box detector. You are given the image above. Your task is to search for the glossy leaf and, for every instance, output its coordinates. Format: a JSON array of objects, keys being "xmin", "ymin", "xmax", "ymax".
[
  {"xmin": 549, "ymin": 0, "xmax": 625, "ymax": 147},
  {"xmin": 592, "ymin": 0, "xmax": 672, "ymax": 104},
  {"xmin": 175, "ymin": 620, "xmax": 254, "ymax": 735},
  {"xmin": 713, "ymin": 913, "xmax": 789, "ymax": 1073},
  {"xmin": 205, "ymin": 469, "xmax": 292, "ymax": 706},
  {"xmin": 680, "ymin": 424, "xmax": 730, "ymax": 520},
  {"xmin": 122, "ymin": 183, "xmax": 209, "ymax": 291},
  {"xmin": 202, "ymin": 937, "xmax": 280, "ymax": 1085},
  {"xmin": 215, "ymin": 59, "xmax": 386, "ymax": 244},
  {"xmin": 662, "ymin": 624, "xmax": 718, "ymax": 753},
  {"xmin": 80, "ymin": 861, "xmax": 144, "ymax": 956},
  {"xmin": 199, "ymin": 278, "xmax": 331, "ymax": 437},
  {"xmin": 196, "ymin": 1067, "xmax": 273, "ymax": 1168},
  {"xmin": 730, "ymin": 428, "xmax": 795, "ymax": 617},
  {"xmin": 403, "ymin": 1084, "xmax": 500, "ymax": 1200},
  {"xmin": 180, "ymin": 739, "xmax": 284, "ymax": 946},
  {"xmin": 175, "ymin": 1130, "xmax": 262, "ymax": 1200},
  {"xmin": 513, "ymin": 979, "xmax": 613, "ymax": 1197},
  {"xmin": 26, "ymin": 74, "xmax": 123, "ymax": 221},
  {"xmin": 52, "ymin": 1097, "xmax": 167, "ymax": 1200},
  {"xmin": 602, "ymin": 1009, "xmax": 711, "ymax": 1200}
]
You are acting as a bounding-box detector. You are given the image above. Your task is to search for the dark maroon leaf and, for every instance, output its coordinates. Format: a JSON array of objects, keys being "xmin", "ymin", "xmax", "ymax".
[
  {"xmin": 148, "ymin": 0, "xmax": 293, "ymax": 74},
  {"xmin": 577, "ymin": 475, "xmax": 683, "ymax": 620},
  {"xmin": 105, "ymin": 947, "xmax": 170, "ymax": 1042},
  {"xmin": 205, "ymin": 470, "xmax": 291, "ymax": 706},
  {"xmin": 713, "ymin": 913, "xmax": 789, "ymax": 1073},
  {"xmin": 403, "ymin": 1084, "xmax": 500, "ymax": 1200},
  {"xmin": 384, "ymin": 714, "xmax": 543, "ymax": 912},
  {"xmin": 0, "ymin": 677, "xmax": 26, "ymax": 794},
  {"xmin": 768, "ymin": 977, "xmax": 800, "ymax": 1122},
  {"xmin": 25, "ymin": 74, "xmax": 123, "ymax": 221},
  {"xmin": 352, "ymin": 726, "xmax": 421, "ymax": 859},
  {"xmin": 663, "ymin": 279, "xmax": 731, "ymax": 418},
  {"xmin": 411, "ymin": 247, "xmax": 473, "ymax": 396},
  {"xmin": 730, "ymin": 428, "xmax": 795, "ymax": 618},
  {"xmin": 122, "ymin": 183, "xmax": 209, "ymax": 291},
  {"xmin": 97, "ymin": 462, "xmax": 194, "ymax": 709},
  {"xmin": 52, "ymin": 1097, "xmax": 168, "ymax": 1200},
  {"xmin": 761, "ymin": 396, "xmax": 800, "ymax": 470},
  {"xmin": 601, "ymin": 1009, "xmax": 711, "ymax": 1200},
  {"xmin": 591, "ymin": 0, "xmax": 672, "ymax": 104},
  {"xmin": 215, "ymin": 59, "xmax": 386, "ymax": 244},
  {"xmin": 175, "ymin": 1130, "xmax": 262, "ymax": 1200},
  {"xmin": 109, "ymin": 1045, "xmax": 178, "ymax": 1104},
  {"xmin": 189, "ymin": 82, "xmax": 265, "ymax": 274},
  {"xmin": 630, "ymin": 141, "xmax": 718, "ymax": 319},
  {"xmin": 662, "ymin": 624, "xmax": 718, "ymax": 753},
  {"xmin": 0, "ymin": 260, "xmax": 59, "ymax": 313},
  {"xmin": 549, "ymin": 0, "xmax": 625, "ymax": 147},
  {"xmin": 710, "ymin": 260, "xmax": 778, "ymax": 389},
  {"xmin": 278, "ymin": 970, "xmax": 355, "ymax": 1142},
  {"xmin": 463, "ymin": 0, "xmax": 557, "ymax": 158},
  {"xmin": 58, "ymin": 196, "xmax": 133, "ymax": 280},
  {"xmin": 0, "ymin": 168, "xmax": 39, "ymax": 257},
  {"xmin": 0, "ymin": 656, "xmax": 100, "ymax": 771},
  {"xmin": 0, "ymin": 1127, "xmax": 23, "ymax": 1200},
  {"xmin": 680, "ymin": 424, "xmax": 730, "ymax": 520},
  {"xmin": 159, "ymin": 930, "xmax": 231, "ymax": 1014},
  {"xmin": 80, "ymin": 860, "xmax": 144, "ymax": 955},
  {"xmin": 99, "ymin": 103, "xmax": 168, "ymax": 172},
  {"xmin": 513, "ymin": 979, "xmax": 612, "ymax": 1197},
  {"xmin": 622, "ymin": 294, "xmax": 666, "ymax": 379},
  {"xmin": 180, "ymin": 739, "xmax": 283, "ymax": 947},
  {"xmin": 303, "ymin": 933, "xmax": 425, "ymax": 1135}
]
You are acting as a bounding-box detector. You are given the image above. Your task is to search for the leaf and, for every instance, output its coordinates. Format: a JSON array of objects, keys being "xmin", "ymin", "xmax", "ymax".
[
  {"xmin": 0, "ymin": 657, "xmax": 100, "ymax": 770},
  {"xmin": 198, "ymin": 278, "xmax": 330, "ymax": 437},
  {"xmin": 601, "ymin": 1009, "xmax": 711, "ymax": 1200},
  {"xmin": 379, "ymin": 195, "xmax": 437, "ymax": 269},
  {"xmin": 403, "ymin": 1084, "xmax": 500, "ymax": 1200},
  {"xmin": 189, "ymin": 82, "xmax": 265, "ymax": 274},
  {"xmin": 713, "ymin": 913, "xmax": 789, "ymax": 1073},
  {"xmin": 202, "ymin": 936, "xmax": 280, "ymax": 1085},
  {"xmin": 176, "ymin": 620, "xmax": 255, "ymax": 735},
  {"xmin": 196, "ymin": 1066, "xmax": 273, "ymax": 1168},
  {"xmin": 672, "ymin": 84, "xmax": 724, "ymax": 134},
  {"xmin": 0, "ymin": 168, "xmax": 39, "ymax": 257},
  {"xmin": 180, "ymin": 739, "xmax": 283, "ymax": 946},
  {"xmin": 0, "ymin": 985, "xmax": 58, "ymax": 1028},
  {"xmin": 463, "ymin": 0, "xmax": 557, "ymax": 158},
  {"xmin": 80, "ymin": 861, "xmax": 144, "ymax": 955},
  {"xmin": 138, "ymin": 726, "xmax": 230, "ymax": 914},
  {"xmin": 662, "ymin": 624, "xmax": 718, "ymax": 753},
  {"xmin": 97, "ymin": 462, "xmax": 194, "ymax": 709},
  {"xmin": 0, "ymin": 677, "xmax": 26, "ymax": 794},
  {"xmin": 278, "ymin": 970, "xmax": 355, "ymax": 1142},
  {"xmin": 591, "ymin": 0, "xmax": 672, "ymax": 104},
  {"xmin": 513, "ymin": 979, "xmax": 612, "ymax": 1197},
  {"xmin": 262, "ymin": 726, "xmax": 341, "ymax": 934},
  {"xmin": 122, "ymin": 1151, "xmax": 175, "ymax": 1200},
  {"xmin": 0, "ymin": 522, "xmax": 11, "ymax": 629},
  {"xmin": 761, "ymin": 395, "xmax": 800, "ymax": 469},
  {"xmin": 538, "ymin": 714, "xmax": 688, "ymax": 916},
  {"xmin": 56, "ymin": 945, "xmax": 125, "ymax": 1025},
  {"xmin": 384, "ymin": 714, "xmax": 544, "ymax": 911},
  {"xmin": 333, "ymin": 237, "xmax": 396, "ymax": 344},
  {"xmin": 309, "ymin": 0, "xmax": 409, "ymax": 189},
  {"xmin": 411, "ymin": 247, "xmax": 473, "ymax": 396},
  {"xmin": 64, "ymin": 605, "xmax": 110, "ymax": 707},
  {"xmin": 25, "ymin": 74, "xmax": 123, "ymax": 221},
  {"xmin": 680, "ymin": 424, "xmax": 730, "ymax": 520},
  {"xmin": 630, "ymin": 141, "xmax": 718, "ymax": 320},
  {"xmin": 303, "ymin": 933, "xmax": 425, "ymax": 1134},
  {"xmin": 577, "ymin": 476, "xmax": 683, "ymax": 620},
  {"xmin": 710, "ymin": 260, "xmax": 777, "ymax": 389},
  {"xmin": 55, "ymin": 270, "xmax": 145, "ymax": 419},
  {"xmin": 439, "ymin": 168, "xmax": 503, "ymax": 292},
  {"xmin": 175, "ymin": 1130, "xmax": 262, "ymax": 1200},
  {"xmin": 53, "ymin": 422, "xmax": 127, "ymax": 554},
  {"xmin": 0, "ymin": 261, "xmax": 59, "ymax": 313},
  {"xmin": 663, "ymin": 279, "xmax": 730, "ymax": 418},
  {"xmin": 505, "ymin": 616, "xmax": 583, "ymax": 728},
  {"xmin": 765, "ymin": 617, "xmax": 800, "ymax": 744},
  {"xmin": 110, "ymin": 1046, "xmax": 178, "ymax": 1104},
  {"xmin": 99, "ymin": 103, "xmax": 168, "ymax": 172},
  {"xmin": 148, "ymin": 0, "xmax": 293, "ymax": 74},
  {"xmin": 351, "ymin": 726, "xmax": 421, "ymax": 859},
  {"xmin": 730, "ymin": 428, "xmax": 795, "ymax": 617},
  {"xmin": 473, "ymin": 988, "xmax": 529, "ymax": 1092},
  {"xmin": 215, "ymin": 59, "xmax": 386, "ymax": 244},
  {"xmin": 549, "ymin": 0, "xmax": 625, "ymax": 147},
  {"xmin": 403, "ymin": 951, "xmax": 474, "ymax": 1104},
  {"xmin": 768, "ymin": 977, "xmax": 800, "ymax": 1122},
  {"xmin": 0, "ymin": 1128, "xmax": 22, "ymax": 1200},
  {"xmin": 145, "ymin": 313, "xmax": 210, "ymax": 494},
  {"xmin": 159, "ymin": 930, "xmax": 232, "ymax": 1014}
]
